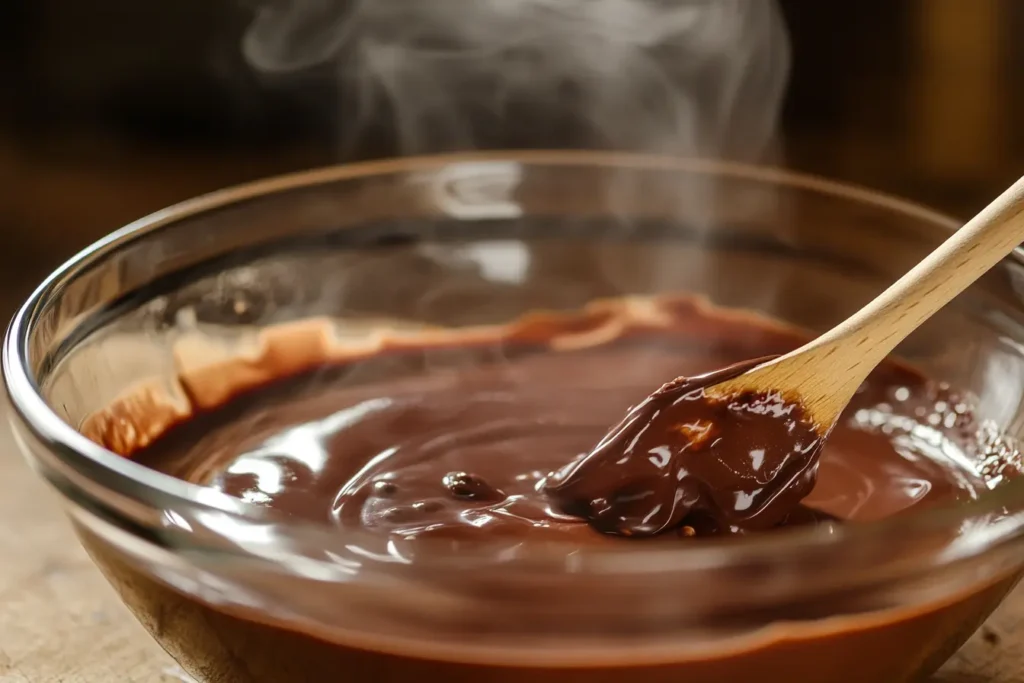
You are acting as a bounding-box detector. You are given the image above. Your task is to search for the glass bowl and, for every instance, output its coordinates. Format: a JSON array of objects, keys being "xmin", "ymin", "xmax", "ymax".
[{"xmin": 7, "ymin": 151, "xmax": 1024, "ymax": 683}]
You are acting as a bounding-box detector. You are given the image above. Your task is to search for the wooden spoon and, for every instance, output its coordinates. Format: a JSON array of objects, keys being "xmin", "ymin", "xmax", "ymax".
[
  {"xmin": 543, "ymin": 176, "xmax": 1024, "ymax": 538},
  {"xmin": 707, "ymin": 175, "xmax": 1024, "ymax": 430}
]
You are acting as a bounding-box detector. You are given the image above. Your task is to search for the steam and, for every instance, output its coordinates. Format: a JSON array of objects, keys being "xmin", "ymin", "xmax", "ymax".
[{"xmin": 242, "ymin": 0, "xmax": 790, "ymax": 159}]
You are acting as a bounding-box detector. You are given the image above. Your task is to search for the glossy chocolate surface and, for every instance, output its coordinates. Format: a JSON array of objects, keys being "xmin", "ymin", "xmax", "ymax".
[
  {"xmin": 120, "ymin": 297, "xmax": 986, "ymax": 549},
  {"xmin": 78, "ymin": 295, "xmax": 1015, "ymax": 683}
]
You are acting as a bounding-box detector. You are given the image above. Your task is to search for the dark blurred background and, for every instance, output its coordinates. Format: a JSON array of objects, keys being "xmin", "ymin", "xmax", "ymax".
[{"xmin": 1, "ymin": 0, "xmax": 1022, "ymax": 307}]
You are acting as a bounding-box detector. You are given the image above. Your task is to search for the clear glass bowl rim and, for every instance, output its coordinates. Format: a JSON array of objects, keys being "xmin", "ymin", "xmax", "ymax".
[{"xmin": 6, "ymin": 149, "xmax": 1024, "ymax": 572}]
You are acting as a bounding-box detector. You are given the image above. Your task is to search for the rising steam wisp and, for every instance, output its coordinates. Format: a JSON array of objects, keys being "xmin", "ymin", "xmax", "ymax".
[{"xmin": 243, "ymin": 0, "xmax": 790, "ymax": 159}]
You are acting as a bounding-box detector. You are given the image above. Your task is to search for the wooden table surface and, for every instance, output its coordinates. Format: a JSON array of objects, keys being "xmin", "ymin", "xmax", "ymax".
[{"xmin": 0, "ymin": 391, "xmax": 1021, "ymax": 683}]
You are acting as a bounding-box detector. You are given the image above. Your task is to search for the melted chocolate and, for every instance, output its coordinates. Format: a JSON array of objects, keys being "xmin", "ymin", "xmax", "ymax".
[
  {"xmin": 126, "ymin": 303, "xmax": 986, "ymax": 549},
  {"xmin": 543, "ymin": 358, "xmax": 825, "ymax": 536},
  {"xmin": 80, "ymin": 297, "xmax": 1017, "ymax": 683}
]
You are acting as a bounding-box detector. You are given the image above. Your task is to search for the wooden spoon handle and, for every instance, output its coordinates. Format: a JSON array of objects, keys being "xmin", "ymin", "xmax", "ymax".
[
  {"xmin": 812, "ymin": 175, "xmax": 1024, "ymax": 370},
  {"xmin": 708, "ymin": 176, "xmax": 1024, "ymax": 428}
]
